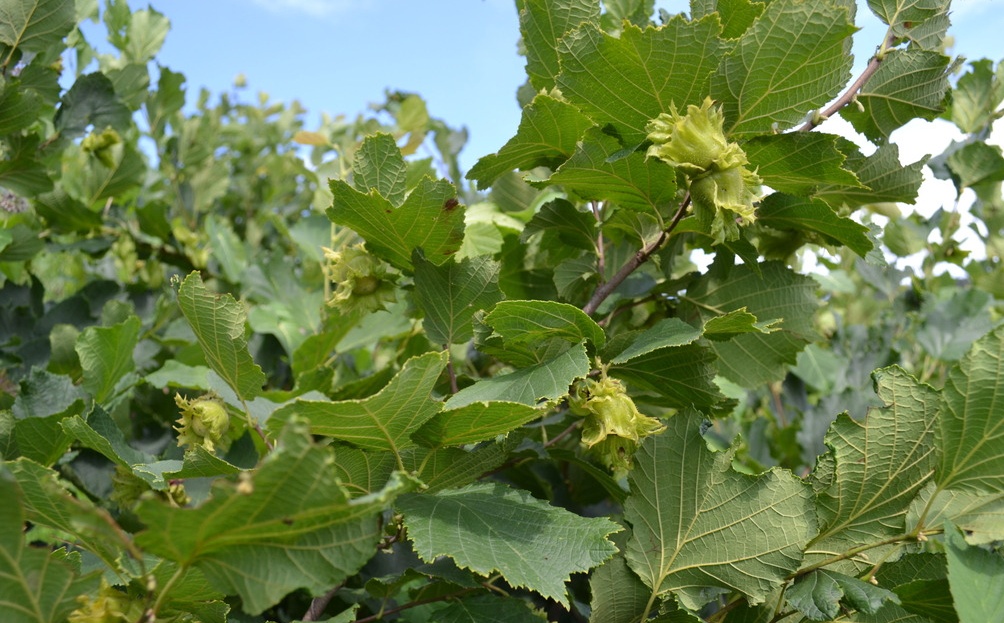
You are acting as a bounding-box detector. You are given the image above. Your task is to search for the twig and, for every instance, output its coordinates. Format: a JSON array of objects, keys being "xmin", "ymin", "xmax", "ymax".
[
  {"xmin": 582, "ymin": 196, "xmax": 690, "ymax": 315},
  {"xmin": 590, "ymin": 201, "xmax": 607, "ymax": 278},
  {"xmin": 302, "ymin": 583, "xmax": 344, "ymax": 621},
  {"xmin": 798, "ymin": 30, "xmax": 898, "ymax": 132},
  {"xmin": 446, "ymin": 356, "xmax": 460, "ymax": 394}
]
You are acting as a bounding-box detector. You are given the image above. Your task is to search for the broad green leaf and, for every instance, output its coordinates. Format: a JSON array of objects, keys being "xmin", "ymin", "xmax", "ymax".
[
  {"xmin": 413, "ymin": 251, "xmax": 504, "ymax": 346},
  {"xmin": 412, "ymin": 401, "xmax": 543, "ymax": 448},
  {"xmin": 0, "ymin": 82, "xmax": 41, "ymax": 135},
  {"xmin": 906, "ymin": 483, "xmax": 1004, "ymax": 545},
  {"xmin": 521, "ymin": 198, "xmax": 596, "ymax": 251},
  {"xmin": 611, "ymin": 343, "xmax": 722, "ymax": 409},
  {"xmin": 557, "ymin": 15, "xmax": 725, "ymax": 146},
  {"xmin": 867, "ymin": 0, "xmax": 949, "ymax": 27},
  {"xmin": 121, "ymin": 6, "xmax": 169, "ymax": 63},
  {"xmin": 75, "ymin": 314, "xmax": 140, "ymax": 404},
  {"xmin": 602, "ymin": 0, "xmax": 655, "ymax": 28},
  {"xmin": 327, "ymin": 176, "xmax": 465, "ymax": 271},
  {"xmin": 816, "ymin": 142, "xmax": 927, "ymax": 208},
  {"xmin": 757, "ymin": 193, "xmax": 873, "ymax": 257},
  {"xmin": 589, "ymin": 554, "xmax": 651, "ymax": 623},
  {"xmin": 520, "ymin": 0, "xmax": 600, "ymax": 91},
  {"xmin": 0, "ymin": 475, "xmax": 99, "ymax": 623},
  {"xmin": 329, "ymin": 446, "xmax": 396, "ymax": 497},
  {"xmin": 61, "ymin": 409, "xmax": 152, "ymax": 471},
  {"xmin": 806, "ymin": 367, "xmax": 938, "ymax": 569},
  {"xmin": 177, "ymin": 272, "xmax": 266, "ymax": 402},
  {"xmin": 0, "ymin": 135, "xmax": 52, "ymax": 197},
  {"xmin": 33, "ymin": 188, "xmax": 102, "ymax": 232},
  {"xmin": 680, "ymin": 261, "xmax": 818, "ymax": 387},
  {"xmin": 946, "ymin": 142, "xmax": 1004, "ymax": 191},
  {"xmin": 145, "ymin": 360, "xmax": 212, "ymax": 391},
  {"xmin": 445, "ymin": 341, "xmax": 590, "ymax": 409},
  {"xmin": 936, "ymin": 325, "xmax": 1004, "ymax": 493},
  {"xmin": 482, "ymin": 299, "xmax": 605, "ymax": 351},
  {"xmin": 433, "ymin": 593, "xmax": 547, "ymax": 622},
  {"xmin": 842, "ymin": 49, "xmax": 951, "ymax": 142},
  {"xmin": 950, "ymin": 59, "xmax": 1004, "ymax": 134},
  {"xmin": 713, "ymin": 0, "xmax": 766, "ymax": 39},
  {"xmin": 625, "ymin": 411, "xmax": 814, "ymax": 605},
  {"xmin": 712, "ymin": 0, "xmax": 855, "ymax": 136},
  {"xmin": 702, "ymin": 307, "xmax": 780, "ymax": 341},
  {"xmin": 402, "ymin": 437, "xmax": 519, "ymax": 493},
  {"xmin": 135, "ymin": 424, "xmax": 419, "ymax": 614},
  {"xmin": 894, "ymin": 12, "xmax": 949, "ymax": 51},
  {"xmin": 54, "ymin": 73, "xmax": 132, "ymax": 139},
  {"xmin": 353, "ymin": 133, "xmax": 408, "ymax": 207},
  {"xmin": 269, "ymin": 352, "xmax": 447, "ymax": 454},
  {"xmin": 545, "ymin": 126, "xmax": 679, "ymax": 212},
  {"xmin": 467, "ymin": 94, "xmax": 595, "ymax": 189},
  {"xmin": 944, "ymin": 521, "xmax": 1004, "ymax": 623},
  {"xmin": 398, "ymin": 482, "xmax": 620, "ymax": 604},
  {"xmin": 610, "ymin": 318, "xmax": 701, "ymax": 364},
  {"xmin": 743, "ymin": 133, "xmax": 861, "ymax": 197},
  {"xmin": 787, "ymin": 569, "xmax": 900, "ymax": 620},
  {"xmin": 0, "ymin": 0, "xmax": 75, "ymax": 56},
  {"xmin": 10, "ymin": 369, "xmax": 84, "ymax": 466}
]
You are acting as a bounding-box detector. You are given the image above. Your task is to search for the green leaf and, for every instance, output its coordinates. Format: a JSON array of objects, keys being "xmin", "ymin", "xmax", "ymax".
[
  {"xmin": 413, "ymin": 251, "xmax": 504, "ymax": 346},
  {"xmin": 610, "ymin": 318, "xmax": 701, "ymax": 363},
  {"xmin": 61, "ymin": 409, "xmax": 151, "ymax": 471},
  {"xmin": 403, "ymin": 437, "xmax": 519, "ymax": 493},
  {"xmin": 713, "ymin": 0, "xmax": 767, "ymax": 39},
  {"xmin": 556, "ymin": 15, "xmax": 726, "ymax": 146},
  {"xmin": 546, "ymin": 127, "xmax": 678, "ymax": 212},
  {"xmin": 176, "ymin": 272, "xmax": 266, "ymax": 402},
  {"xmin": 412, "ymin": 401, "xmax": 543, "ymax": 448},
  {"xmin": 702, "ymin": 307, "xmax": 780, "ymax": 341},
  {"xmin": 445, "ymin": 341, "xmax": 590, "ymax": 409},
  {"xmin": 54, "ymin": 73, "xmax": 132, "ymax": 139},
  {"xmin": 743, "ymin": 133, "xmax": 862, "ymax": 197},
  {"xmin": 842, "ymin": 49, "xmax": 951, "ymax": 142},
  {"xmin": 353, "ymin": 133, "xmax": 408, "ymax": 207},
  {"xmin": 613, "ymin": 344, "xmax": 724, "ymax": 409},
  {"xmin": 433, "ymin": 593, "xmax": 547, "ymax": 622},
  {"xmin": 0, "ymin": 474, "xmax": 99, "ymax": 623},
  {"xmin": 0, "ymin": 82, "xmax": 42, "ymax": 135},
  {"xmin": 269, "ymin": 352, "xmax": 447, "ymax": 454},
  {"xmin": 327, "ymin": 176, "xmax": 465, "ymax": 271},
  {"xmin": 467, "ymin": 94, "xmax": 595, "ymax": 189},
  {"xmin": 483, "ymin": 299, "xmax": 605, "ymax": 352},
  {"xmin": 816, "ymin": 142, "xmax": 927, "ymax": 208},
  {"xmin": 867, "ymin": 0, "xmax": 949, "ymax": 27},
  {"xmin": 712, "ymin": 0, "xmax": 855, "ymax": 136},
  {"xmin": 0, "ymin": 0, "xmax": 75, "ymax": 56},
  {"xmin": 946, "ymin": 142, "xmax": 1004, "ymax": 191},
  {"xmin": 625, "ymin": 410, "xmax": 814, "ymax": 605},
  {"xmin": 757, "ymin": 193, "xmax": 873, "ymax": 257},
  {"xmin": 788, "ymin": 569, "xmax": 900, "ymax": 620},
  {"xmin": 33, "ymin": 188, "xmax": 102, "ymax": 232},
  {"xmin": 950, "ymin": 59, "xmax": 1004, "ymax": 134},
  {"xmin": 936, "ymin": 325, "xmax": 1004, "ymax": 493},
  {"xmin": 0, "ymin": 135, "xmax": 52, "ymax": 197},
  {"xmin": 944, "ymin": 521, "xmax": 1004, "ymax": 623},
  {"xmin": 589, "ymin": 554, "xmax": 652, "ymax": 623},
  {"xmin": 398, "ymin": 482, "xmax": 620, "ymax": 604},
  {"xmin": 520, "ymin": 0, "xmax": 600, "ymax": 91},
  {"xmin": 121, "ymin": 6, "xmax": 169, "ymax": 63},
  {"xmin": 135, "ymin": 424, "xmax": 419, "ymax": 614},
  {"xmin": 806, "ymin": 367, "xmax": 938, "ymax": 569},
  {"xmin": 521, "ymin": 198, "xmax": 596, "ymax": 251},
  {"xmin": 75, "ymin": 314, "xmax": 140, "ymax": 404},
  {"xmin": 907, "ymin": 483, "xmax": 1004, "ymax": 546},
  {"xmin": 6, "ymin": 457, "xmax": 126, "ymax": 571},
  {"xmin": 680, "ymin": 261, "xmax": 818, "ymax": 387}
]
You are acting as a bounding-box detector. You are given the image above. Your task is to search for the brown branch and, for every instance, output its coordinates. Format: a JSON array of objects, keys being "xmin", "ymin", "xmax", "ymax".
[
  {"xmin": 582, "ymin": 196, "xmax": 690, "ymax": 316},
  {"xmin": 798, "ymin": 30, "xmax": 898, "ymax": 132},
  {"xmin": 302, "ymin": 583, "xmax": 344, "ymax": 621}
]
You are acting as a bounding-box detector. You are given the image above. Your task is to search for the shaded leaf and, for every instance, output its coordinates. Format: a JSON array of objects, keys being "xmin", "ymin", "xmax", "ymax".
[
  {"xmin": 557, "ymin": 15, "xmax": 726, "ymax": 146},
  {"xmin": 757, "ymin": 193, "xmax": 873, "ymax": 257},
  {"xmin": 743, "ymin": 133, "xmax": 862, "ymax": 197},
  {"xmin": 946, "ymin": 142, "xmax": 1004, "ymax": 191},
  {"xmin": 950, "ymin": 59, "xmax": 1004, "ymax": 134},
  {"xmin": 75, "ymin": 314, "xmax": 140, "ymax": 404},
  {"xmin": 520, "ymin": 0, "xmax": 600, "ymax": 91},
  {"xmin": 703, "ymin": 307, "xmax": 780, "ymax": 341},
  {"xmin": 398, "ymin": 482, "xmax": 620, "ymax": 604},
  {"xmin": 936, "ymin": 325, "xmax": 1004, "ymax": 493},
  {"xmin": 610, "ymin": 318, "xmax": 701, "ymax": 364},
  {"xmin": 135, "ymin": 424, "xmax": 419, "ymax": 614},
  {"xmin": 54, "ymin": 72, "xmax": 131, "ymax": 139},
  {"xmin": 944, "ymin": 521, "xmax": 1004, "ymax": 623},
  {"xmin": 842, "ymin": 49, "xmax": 952, "ymax": 141},
  {"xmin": 0, "ymin": 0, "xmax": 75, "ymax": 55},
  {"xmin": 177, "ymin": 272, "xmax": 266, "ymax": 402},
  {"xmin": 625, "ymin": 411, "xmax": 814, "ymax": 605},
  {"xmin": 713, "ymin": 0, "xmax": 855, "ymax": 136},
  {"xmin": 589, "ymin": 554, "xmax": 651, "ymax": 623},
  {"xmin": 468, "ymin": 94, "xmax": 594, "ymax": 189},
  {"xmin": 269, "ymin": 352, "xmax": 447, "ymax": 454},
  {"xmin": 328, "ymin": 176, "xmax": 465, "ymax": 271},
  {"xmin": 412, "ymin": 401, "xmax": 543, "ymax": 448},
  {"xmin": 806, "ymin": 367, "xmax": 938, "ymax": 569},
  {"xmin": 445, "ymin": 341, "xmax": 590, "ymax": 409},
  {"xmin": 521, "ymin": 198, "xmax": 596, "ymax": 250},
  {"xmin": 788, "ymin": 569, "xmax": 900, "ymax": 620},
  {"xmin": 413, "ymin": 251, "xmax": 504, "ymax": 346}
]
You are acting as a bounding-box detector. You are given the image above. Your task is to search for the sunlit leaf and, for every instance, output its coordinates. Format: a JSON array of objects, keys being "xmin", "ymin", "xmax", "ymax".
[
  {"xmin": 413, "ymin": 251, "xmax": 504, "ymax": 346},
  {"xmin": 520, "ymin": 0, "xmax": 599, "ymax": 91}
]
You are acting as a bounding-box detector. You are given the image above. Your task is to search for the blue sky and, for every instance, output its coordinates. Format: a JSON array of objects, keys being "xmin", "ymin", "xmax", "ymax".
[{"xmin": 85, "ymin": 0, "xmax": 1003, "ymax": 171}]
